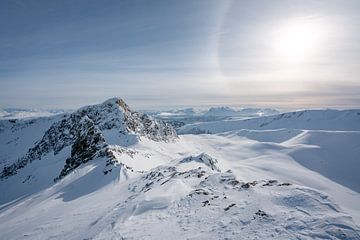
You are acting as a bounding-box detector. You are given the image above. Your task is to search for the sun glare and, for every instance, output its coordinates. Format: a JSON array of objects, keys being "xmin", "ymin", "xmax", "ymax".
[{"xmin": 270, "ymin": 19, "xmax": 325, "ymax": 62}]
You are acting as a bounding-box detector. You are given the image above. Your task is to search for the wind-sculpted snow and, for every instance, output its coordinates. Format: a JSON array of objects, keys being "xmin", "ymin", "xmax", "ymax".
[
  {"xmin": 0, "ymin": 153, "xmax": 359, "ymax": 239},
  {"xmin": 284, "ymin": 130, "xmax": 360, "ymax": 192},
  {"xmin": 178, "ymin": 109, "xmax": 360, "ymax": 134},
  {"xmin": 178, "ymin": 110, "xmax": 360, "ymax": 193},
  {"xmin": 0, "ymin": 97, "xmax": 177, "ymax": 182},
  {"xmin": 87, "ymin": 162, "xmax": 359, "ymax": 239}
]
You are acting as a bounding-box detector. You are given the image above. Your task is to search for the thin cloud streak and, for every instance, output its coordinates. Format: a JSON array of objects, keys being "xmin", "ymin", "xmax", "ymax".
[{"xmin": 0, "ymin": 0, "xmax": 359, "ymax": 109}]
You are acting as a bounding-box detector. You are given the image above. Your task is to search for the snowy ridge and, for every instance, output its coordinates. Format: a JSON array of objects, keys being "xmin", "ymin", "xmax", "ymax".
[
  {"xmin": 0, "ymin": 151, "xmax": 359, "ymax": 239},
  {"xmin": 283, "ymin": 130, "xmax": 360, "ymax": 192},
  {"xmin": 178, "ymin": 109, "xmax": 360, "ymax": 134},
  {"xmin": 148, "ymin": 106, "xmax": 280, "ymax": 118},
  {"xmin": 0, "ymin": 97, "xmax": 177, "ymax": 185},
  {"xmin": 87, "ymin": 159, "xmax": 359, "ymax": 239},
  {"xmin": 204, "ymin": 106, "xmax": 240, "ymax": 117},
  {"xmin": 179, "ymin": 153, "xmax": 221, "ymax": 172},
  {"xmin": 0, "ymin": 108, "xmax": 68, "ymax": 120},
  {"xmin": 146, "ymin": 106, "xmax": 280, "ymax": 130}
]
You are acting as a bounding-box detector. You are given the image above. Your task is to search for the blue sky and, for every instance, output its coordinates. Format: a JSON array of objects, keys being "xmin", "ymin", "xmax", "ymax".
[{"xmin": 0, "ymin": 0, "xmax": 359, "ymax": 109}]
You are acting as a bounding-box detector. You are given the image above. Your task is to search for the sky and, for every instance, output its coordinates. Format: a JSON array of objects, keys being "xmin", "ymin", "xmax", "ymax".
[{"xmin": 0, "ymin": 0, "xmax": 359, "ymax": 110}]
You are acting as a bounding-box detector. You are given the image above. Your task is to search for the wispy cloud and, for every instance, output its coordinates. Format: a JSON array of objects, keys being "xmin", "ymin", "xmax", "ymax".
[{"xmin": 0, "ymin": 0, "xmax": 359, "ymax": 109}]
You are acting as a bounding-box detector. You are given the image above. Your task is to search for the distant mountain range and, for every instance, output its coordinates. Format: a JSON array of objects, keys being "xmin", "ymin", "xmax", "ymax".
[
  {"xmin": 146, "ymin": 106, "xmax": 280, "ymax": 118},
  {"xmin": 178, "ymin": 109, "xmax": 360, "ymax": 134},
  {"xmin": 0, "ymin": 108, "xmax": 70, "ymax": 120}
]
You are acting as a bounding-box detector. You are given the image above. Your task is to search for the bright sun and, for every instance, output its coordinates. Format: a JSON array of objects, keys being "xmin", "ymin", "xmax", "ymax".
[{"xmin": 271, "ymin": 19, "xmax": 325, "ymax": 62}]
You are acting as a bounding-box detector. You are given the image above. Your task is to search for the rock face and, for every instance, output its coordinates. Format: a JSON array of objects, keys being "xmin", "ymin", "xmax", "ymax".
[
  {"xmin": 180, "ymin": 153, "xmax": 221, "ymax": 172},
  {"xmin": 1, "ymin": 97, "xmax": 177, "ymax": 180},
  {"xmin": 77, "ymin": 98, "xmax": 177, "ymax": 140}
]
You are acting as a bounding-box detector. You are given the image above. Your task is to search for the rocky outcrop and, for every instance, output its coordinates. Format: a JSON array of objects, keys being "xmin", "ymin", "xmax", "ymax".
[
  {"xmin": 77, "ymin": 98, "xmax": 177, "ymax": 141},
  {"xmin": 180, "ymin": 153, "xmax": 221, "ymax": 172}
]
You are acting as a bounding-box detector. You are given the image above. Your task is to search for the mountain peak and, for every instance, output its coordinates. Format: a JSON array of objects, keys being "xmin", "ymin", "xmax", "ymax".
[
  {"xmin": 78, "ymin": 97, "xmax": 130, "ymax": 115},
  {"xmin": 1, "ymin": 98, "xmax": 177, "ymax": 181},
  {"xmin": 101, "ymin": 97, "xmax": 129, "ymax": 111}
]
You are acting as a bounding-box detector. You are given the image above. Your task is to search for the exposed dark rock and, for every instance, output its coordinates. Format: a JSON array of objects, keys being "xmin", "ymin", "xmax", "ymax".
[
  {"xmin": 278, "ymin": 182, "xmax": 292, "ymax": 186},
  {"xmin": 180, "ymin": 153, "xmax": 220, "ymax": 172},
  {"xmin": 219, "ymin": 174, "xmax": 241, "ymax": 187},
  {"xmin": 224, "ymin": 203, "xmax": 236, "ymax": 211},
  {"xmin": 262, "ymin": 180, "xmax": 278, "ymax": 186},
  {"xmin": 202, "ymin": 200, "xmax": 210, "ymax": 206},
  {"xmin": 241, "ymin": 181, "xmax": 258, "ymax": 189},
  {"xmin": 255, "ymin": 209, "xmax": 269, "ymax": 217},
  {"xmin": 189, "ymin": 189, "xmax": 210, "ymax": 196}
]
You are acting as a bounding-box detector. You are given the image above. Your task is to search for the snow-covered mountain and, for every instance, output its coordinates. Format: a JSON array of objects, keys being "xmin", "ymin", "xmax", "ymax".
[
  {"xmin": 146, "ymin": 106, "xmax": 280, "ymax": 130},
  {"xmin": 203, "ymin": 106, "xmax": 279, "ymax": 117},
  {"xmin": 148, "ymin": 106, "xmax": 280, "ymax": 119},
  {"xmin": 0, "ymin": 99, "xmax": 359, "ymax": 239},
  {"xmin": 204, "ymin": 106, "xmax": 240, "ymax": 117},
  {"xmin": 178, "ymin": 109, "xmax": 360, "ymax": 134},
  {"xmin": 0, "ymin": 98, "xmax": 176, "ymax": 204},
  {"xmin": 0, "ymin": 108, "xmax": 69, "ymax": 120}
]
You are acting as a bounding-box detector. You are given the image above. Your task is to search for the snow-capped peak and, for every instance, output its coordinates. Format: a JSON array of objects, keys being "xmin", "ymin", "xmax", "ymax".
[{"xmin": 1, "ymin": 97, "xmax": 177, "ymax": 181}]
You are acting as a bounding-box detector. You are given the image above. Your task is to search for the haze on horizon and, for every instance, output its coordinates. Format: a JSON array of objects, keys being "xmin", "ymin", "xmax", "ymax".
[{"xmin": 0, "ymin": 0, "xmax": 359, "ymax": 110}]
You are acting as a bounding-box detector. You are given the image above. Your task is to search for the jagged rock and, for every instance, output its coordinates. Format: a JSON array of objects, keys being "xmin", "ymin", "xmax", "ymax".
[
  {"xmin": 179, "ymin": 153, "xmax": 221, "ymax": 172},
  {"xmin": 55, "ymin": 116, "xmax": 107, "ymax": 181},
  {"xmin": 77, "ymin": 98, "xmax": 177, "ymax": 141},
  {"xmin": 224, "ymin": 203, "xmax": 236, "ymax": 211},
  {"xmin": 255, "ymin": 210, "xmax": 270, "ymax": 217}
]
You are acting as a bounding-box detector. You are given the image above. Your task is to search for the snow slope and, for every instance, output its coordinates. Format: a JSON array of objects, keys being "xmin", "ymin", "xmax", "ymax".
[
  {"xmin": 178, "ymin": 109, "xmax": 360, "ymax": 134},
  {"xmin": 178, "ymin": 110, "xmax": 360, "ymax": 193},
  {"xmin": 0, "ymin": 100, "xmax": 359, "ymax": 239},
  {"xmin": 284, "ymin": 130, "xmax": 360, "ymax": 192},
  {"xmin": 0, "ymin": 134, "xmax": 359, "ymax": 239}
]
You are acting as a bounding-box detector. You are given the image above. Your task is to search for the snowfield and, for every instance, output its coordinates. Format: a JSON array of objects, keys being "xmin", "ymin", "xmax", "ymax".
[
  {"xmin": 0, "ymin": 98, "xmax": 359, "ymax": 239},
  {"xmin": 178, "ymin": 109, "xmax": 360, "ymax": 133}
]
